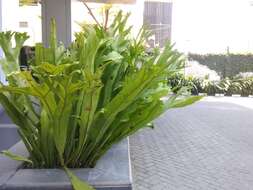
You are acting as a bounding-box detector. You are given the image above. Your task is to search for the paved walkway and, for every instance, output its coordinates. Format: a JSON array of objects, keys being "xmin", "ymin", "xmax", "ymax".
[{"xmin": 130, "ymin": 97, "xmax": 253, "ymax": 190}]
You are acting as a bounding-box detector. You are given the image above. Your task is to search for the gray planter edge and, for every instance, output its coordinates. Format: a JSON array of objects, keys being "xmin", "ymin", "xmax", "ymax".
[{"xmin": 0, "ymin": 138, "xmax": 132, "ymax": 190}]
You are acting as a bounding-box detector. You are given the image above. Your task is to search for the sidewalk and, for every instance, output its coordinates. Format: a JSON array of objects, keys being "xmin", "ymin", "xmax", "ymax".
[{"xmin": 130, "ymin": 97, "xmax": 253, "ymax": 190}]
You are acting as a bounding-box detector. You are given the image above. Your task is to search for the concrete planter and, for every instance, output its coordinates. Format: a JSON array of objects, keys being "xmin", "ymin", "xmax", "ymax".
[
  {"xmin": 0, "ymin": 139, "xmax": 132, "ymax": 190},
  {"xmin": 0, "ymin": 110, "xmax": 132, "ymax": 189}
]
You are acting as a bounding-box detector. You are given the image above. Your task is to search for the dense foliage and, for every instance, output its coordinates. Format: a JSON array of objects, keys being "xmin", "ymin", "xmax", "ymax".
[
  {"xmin": 188, "ymin": 53, "xmax": 253, "ymax": 78},
  {"xmin": 0, "ymin": 11, "xmax": 201, "ymax": 190},
  {"xmin": 168, "ymin": 73, "xmax": 253, "ymax": 96},
  {"xmin": 168, "ymin": 73, "xmax": 205, "ymax": 95}
]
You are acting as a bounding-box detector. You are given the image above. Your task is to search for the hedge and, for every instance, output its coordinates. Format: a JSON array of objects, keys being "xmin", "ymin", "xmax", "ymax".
[
  {"xmin": 168, "ymin": 73, "xmax": 253, "ymax": 97},
  {"xmin": 188, "ymin": 53, "xmax": 253, "ymax": 78}
]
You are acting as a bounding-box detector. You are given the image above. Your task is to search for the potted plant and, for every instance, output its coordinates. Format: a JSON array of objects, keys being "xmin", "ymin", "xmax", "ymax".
[{"xmin": 0, "ymin": 10, "xmax": 201, "ymax": 190}]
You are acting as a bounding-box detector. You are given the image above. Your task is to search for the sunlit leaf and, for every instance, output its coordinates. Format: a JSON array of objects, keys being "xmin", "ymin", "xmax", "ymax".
[
  {"xmin": 64, "ymin": 167, "xmax": 95, "ymax": 190},
  {"xmin": 1, "ymin": 150, "xmax": 33, "ymax": 164}
]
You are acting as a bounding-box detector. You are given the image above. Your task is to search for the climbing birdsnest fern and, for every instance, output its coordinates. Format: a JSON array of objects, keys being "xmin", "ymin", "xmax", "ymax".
[{"xmin": 0, "ymin": 12, "xmax": 201, "ymax": 190}]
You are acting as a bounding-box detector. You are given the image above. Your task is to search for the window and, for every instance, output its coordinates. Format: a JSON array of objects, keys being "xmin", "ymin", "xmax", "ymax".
[{"xmin": 144, "ymin": 1, "xmax": 172, "ymax": 48}]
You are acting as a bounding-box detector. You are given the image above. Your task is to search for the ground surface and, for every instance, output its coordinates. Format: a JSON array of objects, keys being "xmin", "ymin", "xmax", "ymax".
[{"xmin": 130, "ymin": 97, "xmax": 253, "ymax": 190}]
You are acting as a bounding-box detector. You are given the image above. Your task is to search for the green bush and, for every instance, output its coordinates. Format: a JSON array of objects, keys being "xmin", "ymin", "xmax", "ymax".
[
  {"xmin": 239, "ymin": 78, "xmax": 253, "ymax": 96},
  {"xmin": 202, "ymin": 79, "xmax": 220, "ymax": 96},
  {"xmin": 188, "ymin": 53, "xmax": 253, "ymax": 78},
  {"xmin": 0, "ymin": 12, "xmax": 200, "ymax": 190},
  {"xmin": 168, "ymin": 73, "xmax": 253, "ymax": 96},
  {"xmin": 219, "ymin": 78, "xmax": 241, "ymax": 96},
  {"xmin": 167, "ymin": 73, "xmax": 186, "ymax": 93},
  {"xmin": 168, "ymin": 73, "xmax": 204, "ymax": 95}
]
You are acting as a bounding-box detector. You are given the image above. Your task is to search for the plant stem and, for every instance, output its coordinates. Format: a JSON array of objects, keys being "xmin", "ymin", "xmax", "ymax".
[
  {"xmin": 104, "ymin": 9, "xmax": 109, "ymax": 31},
  {"xmin": 81, "ymin": 0, "xmax": 102, "ymax": 27}
]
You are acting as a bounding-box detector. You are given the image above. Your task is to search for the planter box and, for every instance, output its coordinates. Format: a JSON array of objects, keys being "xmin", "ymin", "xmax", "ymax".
[
  {"xmin": 0, "ymin": 110, "xmax": 20, "ymax": 151},
  {"xmin": 0, "ymin": 139, "xmax": 132, "ymax": 190}
]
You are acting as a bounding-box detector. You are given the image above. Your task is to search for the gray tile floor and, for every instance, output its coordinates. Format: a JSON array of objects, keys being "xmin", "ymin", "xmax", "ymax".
[{"xmin": 130, "ymin": 97, "xmax": 253, "ymax": 190}]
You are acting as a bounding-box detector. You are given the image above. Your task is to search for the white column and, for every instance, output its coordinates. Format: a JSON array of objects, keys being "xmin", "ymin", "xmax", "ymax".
[{"xmin": 41, "ymin": 0, "xmax": 72, "ymax": 47}]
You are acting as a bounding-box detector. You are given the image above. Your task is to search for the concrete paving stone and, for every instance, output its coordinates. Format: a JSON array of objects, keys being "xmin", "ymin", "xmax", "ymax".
[{"xmin": 130, "ymin": 97, "xmax": 253, "ymax": 190}]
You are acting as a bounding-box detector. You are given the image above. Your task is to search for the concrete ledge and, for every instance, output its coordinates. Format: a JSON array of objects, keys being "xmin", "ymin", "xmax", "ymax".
[
  {"xmin": 0, "ymin": 142, "xmax": 28, "ymax": 190},
  {"xmin": 0, "ymin": 139, "xmax": 132, "ymax": 190}
]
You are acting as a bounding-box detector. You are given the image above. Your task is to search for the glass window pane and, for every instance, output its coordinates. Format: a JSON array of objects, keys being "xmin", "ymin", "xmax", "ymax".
[{"xmin": 144, "ymin": 1, "xmax": 172, "ymax": 48}]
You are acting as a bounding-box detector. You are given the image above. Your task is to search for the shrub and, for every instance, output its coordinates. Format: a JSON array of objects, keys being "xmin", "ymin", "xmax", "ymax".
[
  {"xmin": 202, "ymin": 79, "xmax": 220, "ymax": 96},
  {"xmin": 0, "ymin": 12, "xmax": 200, "ymax": 189},
  {"xmin": 167, "ymin": 73, "xmax": 253, "ymax": 96},
  {"xmin": 167, "ymin": 73, "xmax": 186, "ymax": 93},
  {"xmin": 188, "ymin": 53, "xmax": 253, "ymax": 78},
  {"xmin": 233, "ymin": 78, "xmax": 253, "ymax": 97},
  {"xmin": 168, "ymin": 73, "xmax": 204, "ymax": 95},
  {"xmin": 219, "ymin": 78, "xmax": 242, "ymax": 96},
  {"xmin": 189, "ymin": 77, "xmax": 204, "ymax": 95}
]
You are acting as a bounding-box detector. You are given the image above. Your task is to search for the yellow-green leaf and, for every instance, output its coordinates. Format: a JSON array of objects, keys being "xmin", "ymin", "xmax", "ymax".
[
  {"xmin": 170, "ymin": 96, "xmax": 203, "ymax": 108},
  {"xmin": 1, "ymin": 150, "xmax": 33, "ymax": 164},
  {"xmin": 64, "ymin": 167, "xmax": 95, "ymax": 190}
]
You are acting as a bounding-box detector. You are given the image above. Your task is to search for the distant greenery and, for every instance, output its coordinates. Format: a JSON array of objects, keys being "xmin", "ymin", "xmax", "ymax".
[
  {"xmin": 168, "ymin": 73, "xmax": 253, "ymax": 96},
  {"xmin": 167, "ymin": 73, "xmax": 203, "ymax": 95},
  {"xmin": 188, "ymin": 53, "xmax": 253, "ymax": 78}
]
